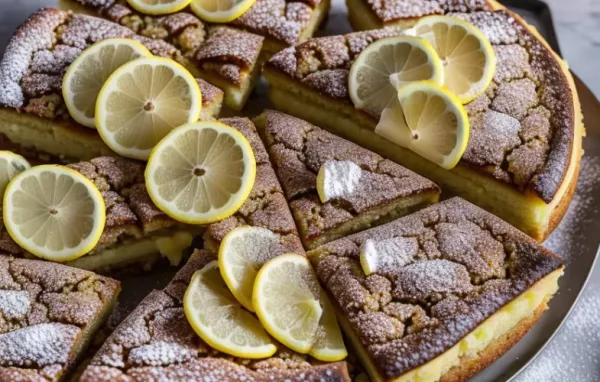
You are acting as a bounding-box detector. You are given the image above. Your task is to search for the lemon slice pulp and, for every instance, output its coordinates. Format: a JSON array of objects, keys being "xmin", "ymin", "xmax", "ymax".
[
  {"xmin": 3, "ymin": 165, "xmax": 106, "ymax": 262},
  {"xmin": 0, "ymin": 151, "xmax": 30, "ymax": 197},
  {"xmin": 219, "ymin": 226, "xmax": 281, "ymax": 312},
  {"xmin": 348, "ymin": 35, "xmax": 444, "ymax": 117},
  {"xmin": 145, "ymin": 121, "xmax": 256, "ymax": 224},
  {"xmin": 184, "ymin": 260, "xmax": 277, "ymax": 359},
  {"xmin": 62, "ymin": 38, "xmax": 152, "ymax": 129},
  {"xmin": 375, "ymin": 81, "xmax": 469, "ymax": 170},
  {"xmin": 126, "ymin": 0, "xmax": 193, "ymax": 15},
  {"xmin": 253, "ymin": 254, "xmax": 323, "ymax": 354},
  {"xmin": 413, "ymin": 15, "xmax": 496, "ymax": 103},
  {"xmin": 310, "ymin": 289, "xmax": 347, "ymax": 362},
  {"xmin": 96, "ymin": 57, "xmax": 202, "ymax": 160},
  {"xmin": 191, "ymin": 0, "xmax": 256, "ymax": 23}
]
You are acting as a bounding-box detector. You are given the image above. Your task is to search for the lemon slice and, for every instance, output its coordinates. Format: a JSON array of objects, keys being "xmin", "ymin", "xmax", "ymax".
[
  {"xmin": 96, "ymin": 57, "xmax": 202, "ymax": 160},
  {"xmin": 413, "ymin": 15, "xmax": 496, "ymax": 103},
  {"xmin": 316, "ymin": 160, "xmax": 362, "ymax": 203},
  {"xmin": 126, "ymin": 0, "xmax": 193, "ymax": 15},
  {"xmin": 62, "ymin": 38, "xmax": 152, "ymax": 129},
  {"xmin": 310, "ymin": 289, "xmax": 347, "ymax": 362},
  {"xmin": 184, "ymin": 260, "xmax": 277, "ymax": 359},
  {"xmin": 375, "ymin": 81, "xmax": 469, "ymax": 170},
  {"xmin": 191, "ymin": 0, "xmax": 256, "ymax": 23},
  {"xmin": 253, "ymin": 254, "xmax": 323, "ymax": 354},
  {"xmin": 3, "ymin": 165, "xmax": 106, "ymax": 262},
  {"xmin": 348, "ymin": 35, "xmax": 444, "ymax": 117},
  {"xmin": 219, "ymin": 226, "xmax": 281, "ymax": 312},
  {"xmin": 145, "ymin": 121, "xmax": 256, "ymax": 224},
  {"xmin": 0, "ymin": 151, "xmax": 30, "ymax": 197}
]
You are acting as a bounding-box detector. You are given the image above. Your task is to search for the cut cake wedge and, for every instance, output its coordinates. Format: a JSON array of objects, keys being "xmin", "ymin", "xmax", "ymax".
[
  {"xmin": 256, "ymin": 110, "xmax": 440, "ymax": 249},
  {"xmin": 309, "ymin": 197, "xmax": 564, "ymax": 382}
]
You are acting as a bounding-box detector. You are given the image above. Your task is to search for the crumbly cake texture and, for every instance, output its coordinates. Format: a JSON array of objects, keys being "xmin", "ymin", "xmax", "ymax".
[
  {"xmin": 361, "ymin": 0, "xmax": 493, "ymax": 24},
  {"xmin": 309, "ymin": 197, "xmax": 564, "ymax": 379},
  {"xmin": 203, "ymin": 117, "xmax": 305, "ymax": 254},
  {"xmin": 266, "ymin": 9, "xmax": 576, "ymax": 204},
  {"xmin": 81, "ymin": 249, "xmax": 350, "ymax": 381},
  {"xmin": 258, "ymin": 110, "xmax": 440, "ymax": 247},
  {"xmin": 68, "ymin": 0, "xmax": 326, "ymax": 49},
  {"xmin": 0, "ymin": 8, "xmax": 223, "ymax": 120},
  {"xmin": 0, "ymin": 255, "xmax": 120, "ymax": 381}
]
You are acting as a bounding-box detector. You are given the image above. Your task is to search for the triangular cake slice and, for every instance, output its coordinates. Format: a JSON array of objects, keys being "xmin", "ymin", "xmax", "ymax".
[
  {"xmin": 309, "ymin": 198, "xmax": 564, "ymax": 382},
  {"xmin": 0, "ymin": 255, "xmax": 120, "ymax": 381},
  {"xmin": 255, "ymin": 110, "xmax": 440, "ymax": 249}
]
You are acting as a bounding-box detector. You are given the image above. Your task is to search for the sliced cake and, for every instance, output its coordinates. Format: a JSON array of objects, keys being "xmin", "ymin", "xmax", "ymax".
[
  {"xmin": 0, "ymin": 255, "xmax": 120, "ymax": 381},
  {"xmin": 255, "ymin": 110, "xmax": 440, "ymax": 249},
  {"xmin": 0, "ymin": 9, "xmax": 224, "ymax": 162},
  {"xmin": 263, "ymin": 8, "xmax": 584, "ymax": 242},
  {"xmin": 309, "ymin": 197, "xmax": 564, "ymax": 382},
  {"xmin": 79, "ymin": 250, "xmax": 350, "ymax": 381}
]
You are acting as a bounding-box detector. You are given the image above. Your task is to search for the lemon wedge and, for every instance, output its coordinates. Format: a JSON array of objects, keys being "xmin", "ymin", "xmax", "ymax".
[
  {"xmin": 316, "ymin": 160, "xmax": 362, "ymax": 204},
  {"xmin": 219, "ymin": 226, "xmax": 281, "ymax": 312},
  {"xmin": 191, "ymin": 0, "xmax": 256, "ymax": 23},
  {"xmin": 413, "ymin": 15, "xmax": 496, "ymax": 103},
  {"xmin": 253, "ymin": 254, "xmax": 323, "ymax": 354},
  {"xmin": 0, "ymin": 151, "xmax": 30, "ymax": 197},
  {"xmin": 62, "ymin": 38, "xmax": 152, "ymax": 129},
  {"xmin": 3, "ymin": 165, "xmax": 106, "ymax": 262},
  {"xmin": 95, "ymin": 57, "xmax": 202, "ymax": 160},
  {"xmin": 375, "ymin": 81, "xmax": 469, "ymax": 170},
  {"xmin": 184, "ymin": 260, "xmax": 277, "ymax": 359},
  {"xmin": 348, "ymin": 35, "xmax": 444, "ymax": 117},
  {"xmin": 310, "ymin": 289, "xmax": 347, "ymax": 362},
  {"xmin": 145, "ymin": 121, "xmax": 256, "ymax": 224},
  {"xmin": 126, "ymin": 0, "xmax": 193, "ymax": 15}
]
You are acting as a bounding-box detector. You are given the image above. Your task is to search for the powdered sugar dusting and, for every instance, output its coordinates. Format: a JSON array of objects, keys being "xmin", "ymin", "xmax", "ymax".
[
  {"xmin": 319, "ymin": 160, "xmax": 362, "ymax": 202},
  {"xmin": 360, "ymin": 237, "xmax": 418, "ymax": 275},
  {"xmin": 0, "ymin": 290, "xmax": 30, "ymax": 321}
]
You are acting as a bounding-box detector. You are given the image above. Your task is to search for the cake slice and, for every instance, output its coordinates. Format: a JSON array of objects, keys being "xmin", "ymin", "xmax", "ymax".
[
  {"xmin": 0, "ymin": 254, "xmax": 120, "ymax": 381},
  {"xmin": 255, "ymin": 110, "xmax": 440, "ymax": 249},
  {"xmin": 0, "ymin": 8, "xmax": 225, "ymax": 163},
  {"xmin": 80, "ymin": 250, "xmax": 350, "ymax": 381},
  {"xmin": 309, "ymin": 197, "xmax": 564, "ymax": 382},
  {"xmin": 61, "ymin": 0, "xmax": 330, "ymax": 55}
]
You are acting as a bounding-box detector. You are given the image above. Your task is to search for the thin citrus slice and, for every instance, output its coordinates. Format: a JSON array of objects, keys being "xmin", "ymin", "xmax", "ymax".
[
  {"xmin": 184, "ymin": 260, "xmax": 277, "ymax": 359},
  {"xmin": 145, "ymin": 121, "xmax": 256, "ymax": 224},
  {"xmin": 62, "ymin": 38, "xmax": 152, "ymax": 129},
  {"xmin": 191, "ymin": 0, "xmax": 256, "ymax": 23},
  {"xmin": 310, "ymin": 289, "xmax": 347, "ymax": 362},
  {"xmin": 316, "ymin": 160, "xmax": 362, "ymax": 203},
  {"xmin": 375, "ymin": 81, "xmax": 469, "ymax": 170},
  {"xmin": 253, "ymin": 254, "xmax": 323, "ymax": 354},
  {"xmin": 96, "ymin": 57, "xmax": 202, "ymax": 160},
  {"xmin": 413, "ymin": 15, "xmax": 496, "ymax": 103},
  {"xmin": 0, "ymin": 151, "xmax": 30, "ymax": 197},
  {"xmin": 3, "ymin": 165, "xmax": 106, "ymax": 262},
  {"xmin": 126, "ymin": 0, "xmax": 193, "ymax": 15},
  {"xmin": 219, "ymin": 226, "xmax": 281, "ymax": 312},
  {"xmin": 348, "ymin": 35, "xmax": 444, "ymax": 117}
]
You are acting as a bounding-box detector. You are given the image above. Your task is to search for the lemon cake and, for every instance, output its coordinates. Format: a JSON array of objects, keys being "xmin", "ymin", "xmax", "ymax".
[
  {"xmin": 0, "ymin": 8, "xmax": 224, "ymax": 163},
  {"xmin": 80, "ymin": 249, "xmax": 350, "ymax": 381},
  {"xmin": 62, "ymin": 0, "xmax": 331, "ymax": 56},
  {"xmin": 0, "ymin": 254, "xmax": 120, "ymax": 381},
  {"xmin": 256, "ymin": 110, "xmax": 440, "ymax": 249},
  {"xmin": 263, "ymin": 8, "xmax": 584, "ymax": 242},
  {"xmin": 309, "ymin": 197, "xmax": 564, "ymax": 382}
]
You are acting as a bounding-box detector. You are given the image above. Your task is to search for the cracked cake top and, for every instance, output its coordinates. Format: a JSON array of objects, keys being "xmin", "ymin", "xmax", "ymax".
[
  {"xmin": 68, "ymin": 0, "xmax": 324, "ymax": 48},
  {"xmin": 0, "ymin": 8, "xmax": 224, "ymax": 121},
  {"xmin": 361, "ymin": 0, "xmax": 493, "ymax": 24},
  {"xmin": 309, "ymin": 197, "xmax": 563, "ymax": 379},
  {"xmin": 0, "ymin": 255, "xmax": 120, "ymax": 381},
  {"xmin": 81, "ymin": 249, "xmax": 350, "ymax": 382},
  {"xmin": 258, "ymin": 110, "xmax": 439, "ymax": 247},
  {"xmin": 266, "ymin": 10, "xmax": 578, "ymax": 203}
]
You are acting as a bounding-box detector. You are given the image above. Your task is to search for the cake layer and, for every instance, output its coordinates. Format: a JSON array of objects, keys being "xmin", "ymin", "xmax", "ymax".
[
  {"xmin": 309, "ymin": 198, "xmax": 564, "ymax": 381},
  {"xmin": 0, "ymin": 255, "xmax": 120, "ymax": 381},
  {"xmin": 264, "ymin": 8, "xmax": 584, "ymax": 241},
  {"xmin": 80, "ymin": 249, "xmax": 350, "ymax": 381},
  {"xmin": 256, "ymin": 110, "xmax": 440, "ymax": 248}
]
